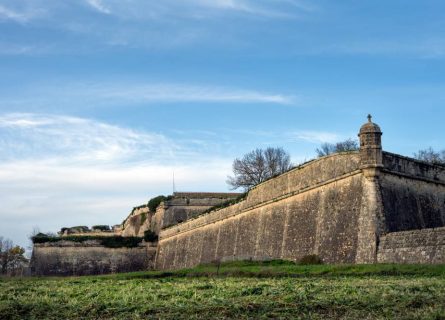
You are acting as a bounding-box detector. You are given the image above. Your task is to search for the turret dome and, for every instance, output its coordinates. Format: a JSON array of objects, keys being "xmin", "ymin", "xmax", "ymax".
[{"xmin": 359, "ymin": 114, "xmax": 382, "ymax": 135}]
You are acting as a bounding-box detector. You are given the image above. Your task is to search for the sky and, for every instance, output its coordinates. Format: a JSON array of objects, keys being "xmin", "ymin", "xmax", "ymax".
[{"xmin": 1, "ymin": 0, "xmax": 445, "ymax": 249}]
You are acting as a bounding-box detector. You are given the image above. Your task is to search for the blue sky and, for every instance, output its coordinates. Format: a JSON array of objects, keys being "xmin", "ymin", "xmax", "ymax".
[{"xmin": 1, "ymin": 0, "xmax": 445, "ymax": 249}]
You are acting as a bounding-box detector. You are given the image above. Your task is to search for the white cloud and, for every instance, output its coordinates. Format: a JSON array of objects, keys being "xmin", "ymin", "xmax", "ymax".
[
  {"xmin": 0, "ymin": 113, "xmax": 178, "ymax": 163},
  {"xmin": 81, "ymin": 0, "xmax": 308, "ymax": 18},
  {"xmin": 293, "ymin": 130, "xmax": 341, "ymax": 143},
  {"xmin": 0, "ymin": 3, "xmax": 45, "ymax": 24},
  {"xmin": 0, "ymin": 113, "xmax": 233, "ymax": 249},
  {"xmin": 0, "ymin": 82, "xmax": 295, "ymax": 107},
  {"xmin": 85, "ymin": 0, "xmax": 111, "ymax": 14},
  {"xmin": 0, "ymin": 5, "xmax": 28, "ymax": 23},
  {"xmin": 0, "ymin": 159, "xmax": 231, "ymax": 250},
  {"xmin": 94, "ymin": 83, "xmax": 294, "ymax": 104}
]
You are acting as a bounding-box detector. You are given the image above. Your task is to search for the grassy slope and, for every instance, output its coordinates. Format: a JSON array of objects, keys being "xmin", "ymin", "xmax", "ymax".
[{"xmin": 1, "ymin": 262, "xmax": 445, "ymax": 320}]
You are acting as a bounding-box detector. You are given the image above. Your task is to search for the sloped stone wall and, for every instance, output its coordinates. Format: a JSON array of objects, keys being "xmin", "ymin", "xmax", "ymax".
[{"xmin": 156, "ymin": 153, "xmax": 369, "ymax": 270}]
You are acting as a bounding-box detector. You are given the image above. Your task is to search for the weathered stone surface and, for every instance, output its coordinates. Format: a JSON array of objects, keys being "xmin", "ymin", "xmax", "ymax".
[
  {"xmin": 156, "ymin": 160, "xmax": 370, "ymax": 269},
  {"xmin": 121, "ymin": 206, "xmax": 152, "ymax": 237},
  {"xmin": 31, "ymin": 117, "xmax": 445, "ymax": 273},
  {"xmin": 162, "ymin": 193, "xmax": 242, "ymax": 228},
  {"xmin": 31, "ymin": 241, "xmax": 155, "ymax": 276},
  {"xmin": 379, "ymin": 173, "xmax": 445, "ymax": 232},
  {"xmin": 155, "ymin": 118, "xmax": 445, "ymax": 269},
  {"xmin": 377, "ymin": 227, "xmax": 445, "ymax": 264}
]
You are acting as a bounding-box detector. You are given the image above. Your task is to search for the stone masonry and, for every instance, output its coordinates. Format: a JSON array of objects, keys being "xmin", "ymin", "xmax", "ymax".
[{"xmin": 31, "ymin": 116, "xmax": 445, "ymax": 275}]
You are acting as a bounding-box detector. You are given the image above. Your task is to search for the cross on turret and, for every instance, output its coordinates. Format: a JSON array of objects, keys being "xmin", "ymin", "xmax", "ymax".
[{"xmin": 367, "ymin": 114, "xmax": 372, "ymax": 122}]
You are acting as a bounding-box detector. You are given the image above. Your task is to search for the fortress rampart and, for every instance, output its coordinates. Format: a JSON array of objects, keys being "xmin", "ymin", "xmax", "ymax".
[
  {"xmin": 31, "ymin": 241, "xmax": 156, "ymax": 276},
  {"xmin": 378, "ymin": 227, "xmax": 445, "ymax": 263},
  {"xmin": 156, "ymin": 153, "xmax": 371, "ymax": 269},
  {"xmin": 31, "ymin": 116, "xmax": 445, "ymax": 275},
  {"xmin": 155, "ymin": 117, "xmax": 445, "ymax": 270}
]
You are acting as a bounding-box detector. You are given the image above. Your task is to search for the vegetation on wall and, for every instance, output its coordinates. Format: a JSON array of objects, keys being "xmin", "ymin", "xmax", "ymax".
[
  {"xmin": 147, "ymin": 195, "xmax": 172, "ymax": 212},
  {"xmin": 140, "ymin": 213, "xmax": 147, "ymax": 226},
  {"xmin": 31, "ymin": 234, "xmax": 143, "ymax": 248},
  {"xmin": 143, "ymin": 230, "xmax": 159, "ymax": 242},
  {"xmin": 91, "ymin": 225, "xmax": 111, "ymax": 232},
  {"xmin": 201, "ymin": 192, "xmax": 248, "ymax": 215},
  {"xmin": 298, "ymin": 254, "xmax": 323, "ymax": 265}
]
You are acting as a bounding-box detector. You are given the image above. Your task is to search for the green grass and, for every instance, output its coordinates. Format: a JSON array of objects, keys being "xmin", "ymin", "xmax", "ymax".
[{"xmin": 1, "ymin": 262, "xmax": 445, "ymax": 319}]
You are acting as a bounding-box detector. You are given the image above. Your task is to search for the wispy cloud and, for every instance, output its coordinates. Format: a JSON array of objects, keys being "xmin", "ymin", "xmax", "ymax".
[
  {"xmin": 95, "ymin": 83, "xmax": 294, "ymax": 104},
  {"xmin": 85, "ymin": 0, "xmax": 111, "ymax": 15},
  {"xmin": 0, "ymin": 5, "xmax": 28, "ymax": 23},
  {"xmin": 0, "ymin": 113, "xmax": 177, "ymax": 164},
  {"xmin": 321, "ymin": 38, "xmax": 445, "ymax": 59},
  {"xmin": 80, "ymin": 0, "xmax": 311, "ymax": 18},
  {"xmin": 0, "ymin": 3, "xmax": 45, "ymax": 24},
  {"xmin": 189, "ymin": 0, "xmax": 303, "ymax": 17},
  {"xmin": 0, "ymin": 113, "xmax": 233, "ymax": 248},
  {"xmin": 292, "ymin": 130, "xmax": 341, "ymax": 143},
  {"xmin": 0, "ymin": 82, "xmax": 295, "ymax": 107}
]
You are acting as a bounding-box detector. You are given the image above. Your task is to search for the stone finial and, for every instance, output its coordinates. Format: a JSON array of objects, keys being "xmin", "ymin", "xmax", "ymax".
[{"xmin": 367, "ymin": 114, "xmax": 372, "ymax": 123}]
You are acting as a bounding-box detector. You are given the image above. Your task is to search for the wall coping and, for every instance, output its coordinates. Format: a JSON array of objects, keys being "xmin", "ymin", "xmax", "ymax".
[
  {"xmin": 383, "ymin": 151, "xmax": 445, "ymax": 170},
  {"xmin": 249, "ymin": 151, "xmax": 360, "ymax": 192}
]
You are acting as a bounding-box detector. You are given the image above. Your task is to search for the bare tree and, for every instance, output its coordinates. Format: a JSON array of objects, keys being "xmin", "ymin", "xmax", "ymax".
[
  {"xmin": 0, "ymin": 237, "xmax": 28, "ymax": 276},
  {"xmin": 227, "ymin": 147, "xmax": 292, "ymax": 190},
  {"xmin": 414, "ymin": 147, "xmax": 445, "ymax": 165},
  {"xmin": 316, "ymin": 138, "xmax": 359, "ymax": 157}
]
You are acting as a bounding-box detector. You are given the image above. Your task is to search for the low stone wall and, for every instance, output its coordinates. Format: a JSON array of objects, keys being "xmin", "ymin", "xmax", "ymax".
[
  {"xmin": 31, "ymin": 241, "xmax": 156, "ymax": 276},
  {"xmin": 377, "ymin": 227, "xmax": 445, "ymax": 264}
]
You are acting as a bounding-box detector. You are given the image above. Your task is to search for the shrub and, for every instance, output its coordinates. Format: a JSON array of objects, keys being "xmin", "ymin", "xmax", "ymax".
[
  {"xmin": 91, "ymin": 225, "xmax": 111, "ymax": 231},
  {"xmin": 298, "ymin": 255, "xmax": 323, "ymax": 265},
  {"xmin": 31, "ymin": 235, "xmax": 143, "ymax": 248},
  {"xmin": 148, "ymin": 195, "xmax": 171, "ymax": 212},
  {"xmin": 140, "ymin": 213, "xmax": 147, "ymax": 226},
  {"xmin": 100, "ymin": 236, "xmax": 142, "ymax": 248},
  {"xmin": 201, "ymin": 192, "xmax": 248, "ymax": 215},
  {"xmin": 68, "ymin": 226, "xmax": 90, "ymax": 233},
  {"xmin": 144, "ymin": 230, "xmax": 158, "ymax": 242}
]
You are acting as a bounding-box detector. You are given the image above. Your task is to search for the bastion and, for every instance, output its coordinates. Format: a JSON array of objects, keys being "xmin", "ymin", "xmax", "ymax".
[{"xmin": 31, "ymin": 116, "xmax": 445, "ymax": 275}]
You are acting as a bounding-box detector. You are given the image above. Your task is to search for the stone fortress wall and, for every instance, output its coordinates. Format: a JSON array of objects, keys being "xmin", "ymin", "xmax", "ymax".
[
  {"xmin": 31, "ymin": 116, "xmax": 445, "ymax": 275},
  {"xmin": 156, "ymin": 153, "xmax": 369, "ymax": 269},
  {"xmin": 155, "ymin": 117, "xmax": 445, "ymax": 270},
  {"xmin": 31, "ymin": 241, "xmax": 156, "ymax": 276},
  {"xmin": 377, "ymin": 227, "xmax": 445, "ymax": 264}
]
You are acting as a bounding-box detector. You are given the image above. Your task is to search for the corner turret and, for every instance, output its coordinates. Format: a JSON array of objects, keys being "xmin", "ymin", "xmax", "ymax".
[{"xmin": 358, "ymin": 114, "xmax": 383, "ymax": 176}]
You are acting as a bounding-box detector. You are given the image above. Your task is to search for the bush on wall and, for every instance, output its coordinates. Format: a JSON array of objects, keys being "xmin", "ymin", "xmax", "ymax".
[
  {"xmin": 31, "ymin": 234, "xmax": 143, "ymax": 248},
  {"xmin": 144, "ymin": 230, "xmax": 159, "ymax": 242}
]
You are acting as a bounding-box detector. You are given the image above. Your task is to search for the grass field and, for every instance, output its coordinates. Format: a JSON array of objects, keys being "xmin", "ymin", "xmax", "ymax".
[{"xmin": 1, "ymin": 261, "xmax": 445, "ymax": 319}]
